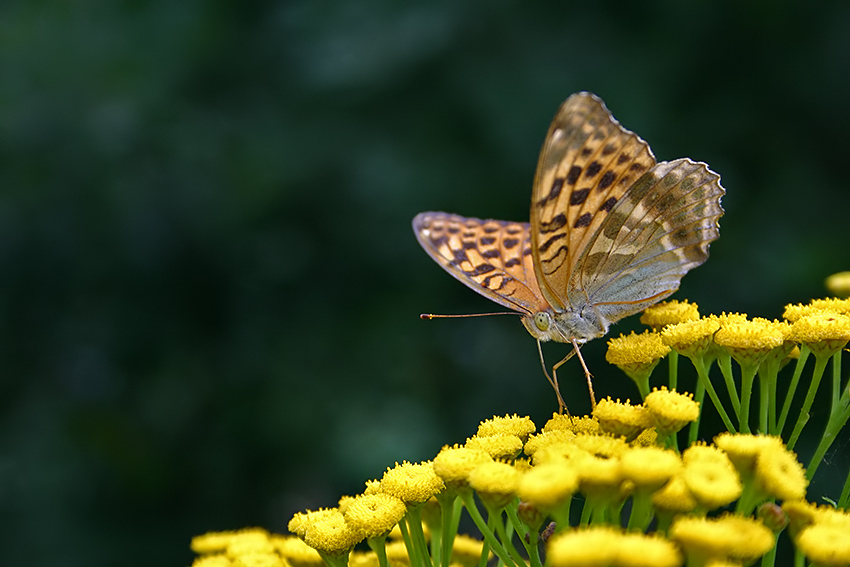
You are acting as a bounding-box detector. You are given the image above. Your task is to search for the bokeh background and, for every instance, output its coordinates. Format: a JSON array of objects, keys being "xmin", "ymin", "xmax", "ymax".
[{"xmin": 2, "ymin": 2, "xmax": 849, "ymax": 565}]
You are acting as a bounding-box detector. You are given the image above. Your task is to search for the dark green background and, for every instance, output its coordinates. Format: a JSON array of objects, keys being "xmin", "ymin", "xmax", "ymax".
[{"xmin": 2, "ymin": 2, "xmax": 849, "ymax": 565}]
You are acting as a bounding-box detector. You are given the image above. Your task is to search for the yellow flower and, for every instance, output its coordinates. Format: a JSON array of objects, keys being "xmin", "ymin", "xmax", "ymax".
[
  {"xmin": 753, "ymin": 444, "xmax": 808, "ymax": 501},
  {"xmin": 644, "ymin": 387, "xmax": 700, "ymax": 435},
  {"xmin": 593, "ymin": 398, "xmax": 653, "ymax": 439},
  {"xmin": 517, "ymin": 461, "xmax": 579, "ymax": 510},
  {"xmin": 192, "ymin": 529, "xmax": 271, "ymax": 555},
  {"xmin": 814, "ymin": 506, "xmax": 850, "ymax": 530},
  {"xmin": 576, "ymin": 453, "xmax": 623, "ymax": 500},
  {"xmin": 546, "ymin": 525, "xmax": 621, "ymax": 567},
  {"xmin": 669, "ymin": 514, "xmax": 774, "ymax": 563},
  {"xmin": 432, "ymin": 446, "xmax": 492, "ymax": 486},
  {"xmin": 343, "ymin": 493, "xmax": 407, "ymax": 539},
  {"xmin": 789, "ymin": 312, "xmax": 850, "ymax": 357},
  {"xmin": 795, "ymin": 523, "xmax": 850, "ymax": 566},
  {"xmin": 476, "ymin": 414, "xmax": 536, "ymax": 442},
  {"xmin": 652, "ymin": 474, "xmax": 698, "ymax": 513},
  {"xmin": 272, "ymin": 536, "xmax": 323, "ymax": 567},
  {"xmin": 301, "ymin": 508, "xmax": 360, "ymax": 555},
  {"xmin": 384, "ymin": 540, "xmax": 411, "ymax": 565},
  {"xmin": 380, "ymin": 461, "xmax": 444, "ymax": 504},
  {"xmin": 713, "ymin": 432, "xmax": 784, "ymax": 475},
  {"xmin": 619, "ymin": 446, "xmax": 682, "ymax": 491},
  {"xmin": 681, "ymin": 445, "xmax": 742, "ymax": 510},
  {"xmin": 523, "ymin": 429, "xmax": 576, "ymax": 458},
  {"xmin": 231, "ymin": 553, "xmax": 284, "ymax": 567},
  {"xmin": 192, "ymin": 556, "xmax": 233, "ymax": 567},
  {"xmin": 616, "ymin": 532, "xmax": 683, "ymax": 567},
  {"xmin": 641, "ymin": 299, "xmax": 701, "ymax": 330},
  {"xmin": 467, "ymin": 461, "xmax": 520, "ymax": 508},
  {"xmin": 570, "ymin": 433, "xmax": 629, "ymax": 458},
  {"xmin": 782, "ymin": 499, "xmax": 819, "ymax": 535},
  {"xmin": 714, "ymin": 318, "xmax": 785, "ymax": 367},
  {"xmin": 605, "ymin": 330, "xmax": 671, "ymax": 379},
  {"xmin": 542, "ymin": 414, "xmax": 600, "ymax": 435},
  {"xmin": 465, "ymin": 433, "xmax": 523, "ymax": 460},
  {"xmin": 825, "ymin": 272, "xmax": 850, "ymax": 297},
  {"xmin": 348, "ymin": 551, "xmax": 379, "ymax": 567},
  {"xmin": 784, "ymin": 298, "xmax": 850, "ymax": 321},
  {"xmin": 451, "ymin": 534, "xmax": 490, "ymax": 567},
  {"xmin": 660, "ymin": 317, "xmax": 720, "ymax": 358}
]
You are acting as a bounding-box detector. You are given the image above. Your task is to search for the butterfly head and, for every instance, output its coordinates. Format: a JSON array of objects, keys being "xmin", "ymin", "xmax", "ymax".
[{"xmin": 521, "ymin": 306, "xmax": 610, "ymax": 344}]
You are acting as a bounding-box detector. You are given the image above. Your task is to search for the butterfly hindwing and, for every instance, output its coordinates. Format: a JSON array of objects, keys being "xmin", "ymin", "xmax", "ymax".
[
  {"xmin": 413, "ymin": 213, "xmax": 547, "ymax": 315},
  {"xmin": 570, "ymin": 158, "xmax": 725, "ymax": 324},
  {"xmin": 530, "ymin": 92, "xmax": 656, "ymax": 310}
]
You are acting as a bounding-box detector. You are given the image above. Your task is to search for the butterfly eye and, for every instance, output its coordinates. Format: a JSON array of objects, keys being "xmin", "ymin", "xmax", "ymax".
[{"xmin": 534, "ymin": 312, "xmax": 551, "ymax": 331}]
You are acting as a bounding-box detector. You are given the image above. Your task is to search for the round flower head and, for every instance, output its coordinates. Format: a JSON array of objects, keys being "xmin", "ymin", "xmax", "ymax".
[
  {"xmin": 795, "ymin": 523, "xmax": 850, "ymax": 566},
  {"xmin": 644, "ymin": 387, "xmax": 700, "ymax": 436},
  {"xmin": 546, "ymin": 525, "xmax": 621, "ymax": 567},
  {"xmin": 451, "ymin": 535, "xmax": 490, "ymax": 567},
  {"xmin": 380, "ymin": 461, "xmax": 444, "ymax": 504},
  {"xmin": 814, "ymin": 506, "xmax": 850, "ymax": 530},
  {"xmin": 569, "ymin": 433, "xmax": 628, "ymax": 458},
  {"xmin": 753, "ymin": 444, "xmax": 808, "ymax": 501},
  {"xmin": 523, "ymin": 429, "xmax": 576, "ymax": 458},
  {"xmin": 467, "ymin": 461, "xmax": 520, "ymax": 509},
  {"xmin": 343, "ymin": 493, "xmax": 407, "ymax": 539},
  {"xmin": 619, "ymin": 446, "xmax": 682, "ymax": 491},
  {"xmin": 289, "ymin": 510, "xmax": 338, "ymax": 539},
  {"xmin": 784, "ymin": 298, "xmax": 850, "ymax": 321},
  {"xmin": 605, "ymin": 330, "xmax": 670, "ymax": 383},
  {"xmin": 825, "ymin": 272, "xmax": 850, "ymax": 298},
  {"xmin": 616, "ymin": 532, "xmax": 683, "ymax": 567},
  {"xmin": 660, "ymin": 317, "xmax": 720, "ymax": 358},
  {"xmin": 192, "ymin": 529, "xmax": 270, "ymax": 555},
  {"xmin": 575, "ymin": 453, "xmax": 623, "ymax": 500},
  {"xmin": 432, "ymin": 446, "xmax": 492, "ymax": 486},
  {"xmin": 714, "ymin": 318, "xmax": 785, "ymax": 367},
  {"xmin": 517, "ymin": 461, "xmax": 579, "ymax": 510},
  {"xmin": 302, "ymin": 508, "xmax": 361, "ymax": 555},
  {"xmin": 713, "ymin": 432, "xmax": 784, "ymax": 476},
  {"xmin": 652, "ymin": 474, "xmax": 698, "ymax": 513},
  {"xmin": 681, "ymin": 445, "xmax": 742, "ymax": 510},
  {"xmin": 593, "ymin": 397, "xmax": 653, "ymax": 439},
  {"xmin": 348, "ymin": 551, "xmax": 379, "ymax": 567},
  {"xmin": 192, "ymin": 556, "xmax": 233, "ymax": 567},
  {"xmin": 669, "ymin": 514, "xmax": 774, "ymax": 563},
  {"xmin": 465, "ymin": 433, "xmax": 523, "ymax": 460},
  {"xmin": 781, "ymin": 499, "xmax": 820, "ymax": 535},
  {"xmin": 274, "ymin": 536, "xmax": 324, "ymax": 567},
  {"xmin": 476, "ymin": 414, "xmax": 536, "ymax": 442},
  {"xmin": 543, "ymin": 414, "xmax": 601, "ymax": 435},
  {"xmin": 789, "ymin": 312, "xmax": 850, "ymax": 357},
  {"xmin": 640, "ymin": 299, "xmax": 701, "ymax": 330}
]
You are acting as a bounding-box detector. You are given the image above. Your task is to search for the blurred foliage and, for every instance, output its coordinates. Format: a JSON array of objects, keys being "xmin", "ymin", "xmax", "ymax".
[{"xmin": 0, "ymin": 1, "xmax": 849, "ymax": 566}]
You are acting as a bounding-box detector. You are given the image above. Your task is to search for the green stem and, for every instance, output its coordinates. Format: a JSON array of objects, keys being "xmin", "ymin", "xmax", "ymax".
[
  {"xmin": 367, "ymin": 536, "xmax": 391, "ymax": 567},
  {"xmin": 504, "ymin": 503, "xmax": 543, "ymax": 567},
  {"xmin": 805, "ymin": 353, "xmax": 850, "ymax": 479},
  {"xmin": 688, "ymin": 373, "xmax": 706, "ymax": 446},
  {"xmin": 787, "ymin": 354, "xmax": 829, "ymax": 451},
  {"xmin": 626, "ymin": 491, "xmax": 655, "ymax": 532},
  {"xmin": 668, "ymin": 351, "xmax": 679, "ymax": 392},
  {"xmin": 405, "ymin": 507, "xmax": 433, "ymax": 567},
  {"xmin": 761, "ymin": 534, "xmax": 778, "ymax": 567},
  {"xmin": 317, "ymin": 551, "xmax": 351, "ymax": 567},
  {"xmin": 757, "ymin": 365, "xmax": 773, "ymax": 434},
  {"xmin": 458, "ymin": 491, "xmax": 519, "ymax": 567},
  {"xmin": 718, "ymin": 353, "xmax": 741, "ymax": 418},
  {"xmin": 738, "ymin": 363, "xmax": 759, "ymax": 434},
  {"xmin": 435, "ymin": 492, "xmax": 460, "ymax": 567},
  {"xmin": 775, "ymin": 346, "xmax": 811, "ymax": 436},
  {"xmin": 487, "ymin": 505, "xmax": 525, "ymax": 567},
  {"xmin": 692, "ymin": 356, "xmax": 736, "ymax": 433}
]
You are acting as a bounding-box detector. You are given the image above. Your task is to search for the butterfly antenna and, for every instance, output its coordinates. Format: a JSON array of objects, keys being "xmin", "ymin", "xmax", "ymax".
[
  {"xmin": 537, "ymin": 340, "xmax": 569, "ymax": 415},
  {"xmin": 420, "ymin": 312, "xmax": 520, "ymax": 320}
]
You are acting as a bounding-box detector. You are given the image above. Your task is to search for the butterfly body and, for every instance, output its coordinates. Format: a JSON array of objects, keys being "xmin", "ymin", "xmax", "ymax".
[{"xmin": 413, "ymin": 92, "xmax": 724, "ymax": 408}]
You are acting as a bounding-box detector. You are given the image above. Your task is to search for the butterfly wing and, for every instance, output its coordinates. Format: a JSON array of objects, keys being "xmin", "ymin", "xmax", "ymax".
[
  {"xmin": 570, "ymin": 158, "xmax": 725, "ymax": 323},
  {"xmin": 413, "ymin": 213, "xmax": 548, "ymax": 315},
  {"xmin": 530, "ymin": 92, "xmax": 656, "ymax": 311}
]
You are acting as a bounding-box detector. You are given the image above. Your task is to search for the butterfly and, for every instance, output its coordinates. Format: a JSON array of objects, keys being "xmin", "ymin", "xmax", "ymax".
[{"xmin": 413, "ymin": 92, "xmax": 724, "ymax": 412}]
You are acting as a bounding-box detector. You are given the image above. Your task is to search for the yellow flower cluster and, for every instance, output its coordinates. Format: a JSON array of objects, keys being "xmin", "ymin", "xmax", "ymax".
[
  {"xmin": 783, "ymin": 500, "xmax": 850, "ymax": 565},
  {"xmin": 183, "ymin": 411, "xmax": 823, "ymax": 567}
]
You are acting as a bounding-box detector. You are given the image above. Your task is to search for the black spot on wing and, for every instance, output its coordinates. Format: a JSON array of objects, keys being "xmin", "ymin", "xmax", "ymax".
[
  {"xmin": 573, "ymin": 212, "xmax": 592, "ymax": 228},
  {"xmin": 585, "ymin": 161, "xmax": 602, "ymax": 177},
  {"xmin": 598, "ymin": 170, "xmax": 616, "ymax": 191},
  {"xmin": 570, "ymin": 188, "xmax": 590, "ymax": 206},
  {"xmin": 566, "ymin": 166, "xmax": 582, "ymax": 185},
  {"xmin": 600, "ymin": 197, "xmax": 617, "ymax": 212},
  {"xmin": 503, "ymin": 238, "xmax": 519, "ymax": 249},
  {"xmin": 539, "ymin": 213, "xmax": 567, "ymax": 233},
  {"xmin": 538, "ymin": 232, "xmax": 567, "ymax": 254}
]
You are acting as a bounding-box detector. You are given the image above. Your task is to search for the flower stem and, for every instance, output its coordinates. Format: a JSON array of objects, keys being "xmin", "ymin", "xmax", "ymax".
[
  {"xmin": 692, "ymin": 356, "xmax": 736, "ymax": 433},
  {"xmin": 718, "ymin": 353, "xmax": 741, "ymax": 418},
  {"xmin": 738, "ymin": 363, "xmax": 759, "ymax": 434},
  {"xmin": 805, "ymin": 351, "xmax": 850, "ymax": 479},
  {"xmin": 775, "ymin": 346, "xmax": 811, "ymax": 436},
  {"xmin": 787, "ymin": 353, "xmax": 829, "ymax": 451},
  {"xmin": 458, "ymin": 490, "xmax": 519, "ymax": 567},
  {"xmin": 668, "ymin": 351, "xmax": 679, "ymax": 391}
]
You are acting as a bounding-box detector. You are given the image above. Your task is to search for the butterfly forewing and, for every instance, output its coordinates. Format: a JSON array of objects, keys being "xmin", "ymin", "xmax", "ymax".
[
  {"xmin": 413, "ymin": 213, "xmax": 547, "ymax": 315},
  {"xmin": 530, "ymin": 92, "xmax": 656, "ymax": 310},
  {"xmin": 570, "ymin": 158, "xmax": 724, "ymax": 323}
]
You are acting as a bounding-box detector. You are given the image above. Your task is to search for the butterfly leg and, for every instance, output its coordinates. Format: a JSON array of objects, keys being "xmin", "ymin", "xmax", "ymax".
[
  {"xmin": 537, "ymin": 340, "xmax": 569, "ymax": 414},
  {"xmin": 553, "ymin": 338, "xmax": 597, "ymax": 410}
]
